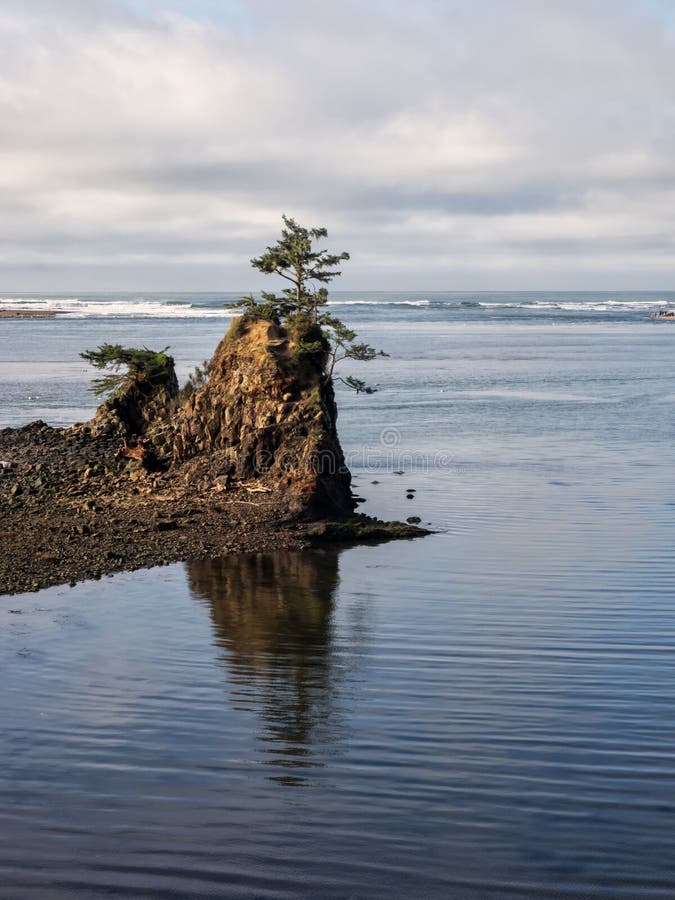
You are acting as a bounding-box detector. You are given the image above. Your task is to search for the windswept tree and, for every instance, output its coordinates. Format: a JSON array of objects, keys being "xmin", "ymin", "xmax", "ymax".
[
  {"xmin": 251, "ymin": 216, "xmax": 349, "ymax": 322},
  {"xmin": 80, "ymin": 344, "xmax": 174, "ymax": 397},
  {"xmin": 231, "ymin": 215, "xmax": 387, "ymax": 392}
]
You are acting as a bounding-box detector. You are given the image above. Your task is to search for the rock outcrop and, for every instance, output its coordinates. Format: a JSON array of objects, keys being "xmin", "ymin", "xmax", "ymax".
[
  {"xmin": 82, "ymin": 360, "xmax": 178, "ymax": 467},
  {"xmin": 0, "ymin": 316, "xmax": 426, "ymax": 595},
  {"xmin": 174, "ymin": 318, "xmax": 354, "ymax": 517}
]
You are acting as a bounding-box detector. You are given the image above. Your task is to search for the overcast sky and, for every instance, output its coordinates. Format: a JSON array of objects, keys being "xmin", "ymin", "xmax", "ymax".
[{"xmin": 2, "ymin": 0, "xmax": 675, "ymax": 291}]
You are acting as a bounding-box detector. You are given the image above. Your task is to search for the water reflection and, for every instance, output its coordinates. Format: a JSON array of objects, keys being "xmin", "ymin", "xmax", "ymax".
[{"xmin": 186, "ymin": 550, "xmax": 345, "ymax": 779}]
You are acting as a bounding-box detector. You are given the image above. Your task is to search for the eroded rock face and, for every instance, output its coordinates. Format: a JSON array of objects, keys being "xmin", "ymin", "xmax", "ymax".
[
  {"xmin": 72, "ymin": 318, "xmax": 355, "ymax": 517},
  {"xmin": 174, "ymin": 318, "xmax": 354, "ymax": 517},
  {"xmin": 83, "ymin": 367, "xmax": 179, "ymax": 466}
]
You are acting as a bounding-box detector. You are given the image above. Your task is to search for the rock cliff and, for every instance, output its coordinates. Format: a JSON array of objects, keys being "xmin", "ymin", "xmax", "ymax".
[
  {"xmin": 80, "ymin": 353, "xmax": 179, "ymax": 470},
  {"xmin": 174, "ymin": 318, "xmax": 354, "ymax": 517}
]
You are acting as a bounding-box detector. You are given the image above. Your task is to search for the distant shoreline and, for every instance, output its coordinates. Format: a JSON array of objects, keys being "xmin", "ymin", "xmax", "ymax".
[{"xmin": 0, "ymin": 309, "xmax": 60, "ymax": 319}]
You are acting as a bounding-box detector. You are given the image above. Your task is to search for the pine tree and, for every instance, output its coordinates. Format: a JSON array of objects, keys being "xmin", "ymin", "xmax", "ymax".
[{"xmin": 231, "ymin": 216, "xmax": 387, "ymax": 392}]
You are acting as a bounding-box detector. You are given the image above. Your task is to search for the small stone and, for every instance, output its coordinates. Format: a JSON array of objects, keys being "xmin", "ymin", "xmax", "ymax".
[
  {"xmin": 155, "ymin": 520, "xmax": 178, "ymax": 531},
  {"xmin": 406, "ymin": 516, "xmax": 422, "ymax": 524}
]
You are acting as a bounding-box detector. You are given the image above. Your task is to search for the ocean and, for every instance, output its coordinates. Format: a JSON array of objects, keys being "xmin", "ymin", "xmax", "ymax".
[{"xmin": 2, "ymin": 291, "xmax": 675, "ymax": 898}]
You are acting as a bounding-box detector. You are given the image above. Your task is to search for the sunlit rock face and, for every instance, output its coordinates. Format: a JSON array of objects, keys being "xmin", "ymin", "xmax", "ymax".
[{"xmin": 174, "ymin": 318, "xmax": 354, "ymax": 518}]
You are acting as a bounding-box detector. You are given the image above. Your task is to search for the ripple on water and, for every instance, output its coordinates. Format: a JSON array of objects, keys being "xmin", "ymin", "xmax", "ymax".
[{"xmin": 3, "ymin": 313, "xmax": 675, "ymax": 897}]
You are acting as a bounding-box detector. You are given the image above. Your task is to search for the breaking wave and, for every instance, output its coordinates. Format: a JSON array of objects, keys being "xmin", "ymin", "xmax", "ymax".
[
  {"xmin": 329, "ymin": 299, "xmax": 432, "ymax": 307},
  {"xmin": 1, "ymin": 293, "xmax": 671, "ymax": 319},
  {"xmin": 0, "ymin": 297, "xmax": 233, "ymax": 318}
]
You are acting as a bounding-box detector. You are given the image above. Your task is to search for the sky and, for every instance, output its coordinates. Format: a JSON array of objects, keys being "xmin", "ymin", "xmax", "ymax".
[{"xmin": 2, "ymin": 0, "xmax": 675, "ymax": 291}]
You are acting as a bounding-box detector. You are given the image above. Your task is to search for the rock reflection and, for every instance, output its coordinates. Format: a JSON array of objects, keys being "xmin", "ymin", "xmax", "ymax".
[{"xmin": 186, "ymin": 549, "xmax": 344, "ymax": 777}]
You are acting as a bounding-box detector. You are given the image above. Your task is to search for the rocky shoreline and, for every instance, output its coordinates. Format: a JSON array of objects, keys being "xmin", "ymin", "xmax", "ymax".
[
  {"xmin": 0, "ymin": 317, "xmax": 428, "ymax": 596},
  {"xmin": 0, "ymin": 425, "xmax": 424, "ymax": 595},
  {"xmin": 0, "ymin": 309, "xmax": 61, "ymax": 318},
  {"xmin": 0, "ymin": 421, "xmax": 424, "ymax": 595}
]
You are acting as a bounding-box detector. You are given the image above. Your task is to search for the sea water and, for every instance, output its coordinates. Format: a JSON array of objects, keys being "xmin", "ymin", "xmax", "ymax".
[{"xmin": 2, "ymin": 292, "xmax": 675, "ymax": 898}]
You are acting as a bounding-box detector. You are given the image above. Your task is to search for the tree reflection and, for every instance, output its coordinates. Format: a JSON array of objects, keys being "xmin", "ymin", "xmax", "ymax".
[{"xmin": 186, "ymin": 549, "xmax": 343, "ymax": 779}]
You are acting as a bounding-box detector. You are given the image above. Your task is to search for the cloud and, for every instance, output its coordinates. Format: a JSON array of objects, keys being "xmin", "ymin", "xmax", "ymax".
[{"xmin": 1, "ymin": 0, "xmax": 675, "ymax": 289}]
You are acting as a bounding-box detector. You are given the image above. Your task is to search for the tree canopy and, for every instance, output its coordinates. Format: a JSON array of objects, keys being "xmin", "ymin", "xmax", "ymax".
[
  {"xmin": 80, "ymin": 344, "xmax": 174, "ymax": 397},
  {"xmin": 232, "ymin": 215, "xmax": 386, "ymax": 392}
]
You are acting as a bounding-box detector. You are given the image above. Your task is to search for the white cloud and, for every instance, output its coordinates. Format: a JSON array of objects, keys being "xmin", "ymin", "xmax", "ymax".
[{"xmin": 1, "ymin": 0, "xmax": 675, "ymax": 289}]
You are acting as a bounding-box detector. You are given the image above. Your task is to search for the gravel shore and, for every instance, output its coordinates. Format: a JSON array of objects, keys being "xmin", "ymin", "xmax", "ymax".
[{"xmin": 0, "ymin": 420, "xmax": 425, "ymax": 595}]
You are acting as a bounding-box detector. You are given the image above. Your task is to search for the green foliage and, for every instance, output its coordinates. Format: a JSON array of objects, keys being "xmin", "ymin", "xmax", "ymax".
[
  {"xmin": 179, "ymin": 357, "xmax": 213, "ymax": 401},
  {"xmin": 250, "ymin": 215, "xmax": 349, "ymax": 322},
  {"xmin": 80, "ymin": 343, "xmax": 174, "ymax": 397},
  {"xmin": 229, "ymin": 293, "xmax": 284, "ymax": 322},
  {"xmin": 287, "ymin": 312, "xmax": 329, "ymax": 359},
  {"xmin": 319, "ymin": 313, "xmax": 388, "ymax": 387},
  {"xmin": 231, "ymin": 215, "xmax": 386, "ymax": 392},
  {"xmin": 337, "ymin": 376, "xmax": 377, "ymax": 395}
]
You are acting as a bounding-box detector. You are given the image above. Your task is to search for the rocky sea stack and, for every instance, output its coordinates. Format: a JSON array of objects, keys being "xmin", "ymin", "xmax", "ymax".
[
  {"xmin": 174, "ymin": 318, "xmax": 354, "ymax": 518},
  {"xmin": 0, "ymin": 316, "xmax": 425, "ymax": 595}
]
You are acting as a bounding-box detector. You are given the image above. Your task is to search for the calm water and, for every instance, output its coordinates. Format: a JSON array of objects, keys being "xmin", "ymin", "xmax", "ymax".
[{"xmin": 2, "ymin": 292, "xmax": 675, "ymax": 898}]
